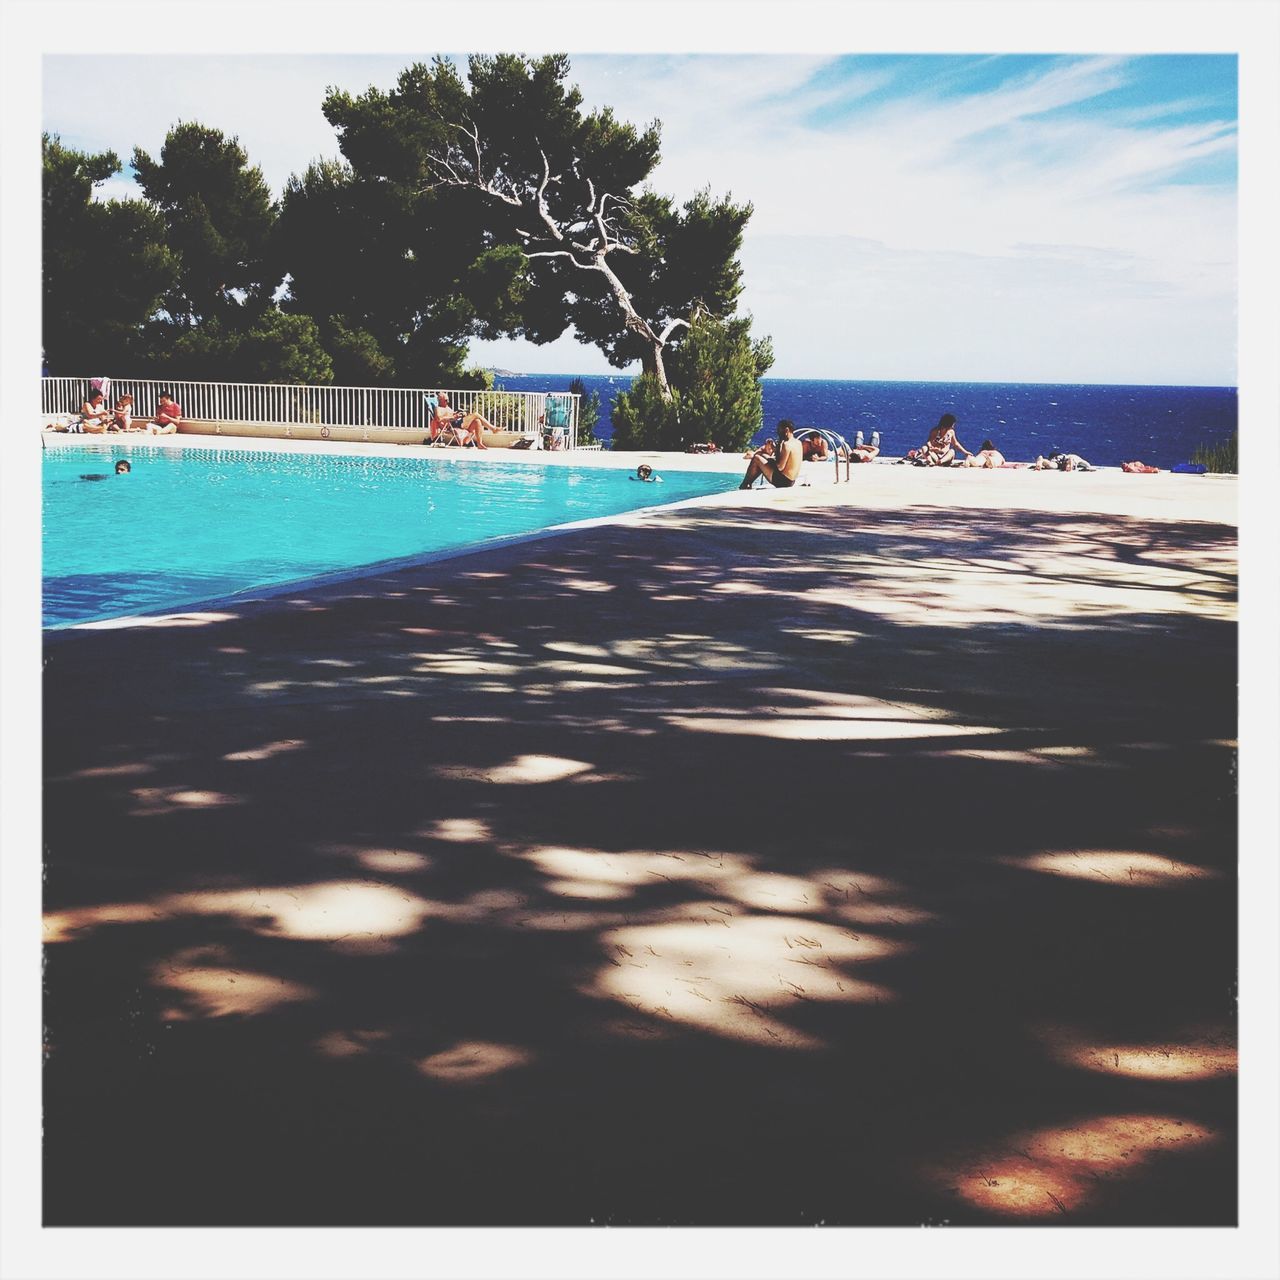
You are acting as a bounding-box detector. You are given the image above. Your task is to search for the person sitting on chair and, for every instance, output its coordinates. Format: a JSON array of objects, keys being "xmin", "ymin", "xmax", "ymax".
[
  {"xmin": 430, "ymin": 393, "xmax": 492, "ymax": 449},
  {"xmin": 740, "ymin": 420, "xmax": 803, "ymax": 490}
]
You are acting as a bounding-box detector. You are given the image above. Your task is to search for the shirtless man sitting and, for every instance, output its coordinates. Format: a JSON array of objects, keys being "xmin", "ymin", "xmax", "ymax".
[
  {"xmin": 741, "ymin": 419, "xmax": 803, "ymax": 490},
  {"xmin": 430, "ymin": 393, "xmax": 491, "ymax": 448},
  {"xmin": 801, "ymin": 433, "xmax": 829, "ymax": 461}
]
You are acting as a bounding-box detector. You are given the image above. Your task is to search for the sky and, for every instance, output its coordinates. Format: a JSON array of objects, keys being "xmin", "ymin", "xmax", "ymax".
[{"xmin": 42, "ymin": 51, "xmax": 1237, "ymax": 385}]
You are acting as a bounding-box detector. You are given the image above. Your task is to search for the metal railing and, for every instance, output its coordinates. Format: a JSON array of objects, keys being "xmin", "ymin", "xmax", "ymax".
[
  {"xmin": 794, "ymin": 427, "xmax": 854, "ymax": 482},
  {"xmin": 42, "ymin": 376, "xmax": 581, "ymax": 449}
]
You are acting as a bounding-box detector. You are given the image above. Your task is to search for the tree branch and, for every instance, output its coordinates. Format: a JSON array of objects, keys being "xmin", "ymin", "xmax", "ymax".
[{"xmin": 657, "ymin": 317, "xmax": 690, "ymax": 345}]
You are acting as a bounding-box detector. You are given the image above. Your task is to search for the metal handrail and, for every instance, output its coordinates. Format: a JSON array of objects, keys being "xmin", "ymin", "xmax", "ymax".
[
  {"xmin": 41, "ymin": 376, "xmax": 582, "ymax": 449},
  {"xmin": 794, "ymin": 426, "xmax": 854, "ymax": 483}
]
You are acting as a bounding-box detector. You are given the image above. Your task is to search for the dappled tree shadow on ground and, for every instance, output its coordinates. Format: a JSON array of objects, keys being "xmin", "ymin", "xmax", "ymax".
[{"xmin": 43, "ymin": 500, "xmax": 1237, "ymax": 1225}]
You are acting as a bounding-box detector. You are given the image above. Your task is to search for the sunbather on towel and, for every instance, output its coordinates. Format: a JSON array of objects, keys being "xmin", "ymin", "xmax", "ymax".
[
  {"xmin": 1034, "ymin": 451, "xmax": 1093, "ymax": 472},
  {"xmin": 910, "ymin": 413, "xmax": 972, "ymax": 466},
  {"xmin": 962, "ymin": 439, "xmax": 1005, "ymax": 468}
]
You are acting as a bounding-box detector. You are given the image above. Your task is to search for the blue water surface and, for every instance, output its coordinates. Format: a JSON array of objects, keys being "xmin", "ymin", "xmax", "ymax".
[
  {"xmin": 42, "ymin": 445, "xmax": 736, "ymax": 628},
  {"xmin": 496, "ymin": 375, "xmax": 1237, "ymax": 469}
]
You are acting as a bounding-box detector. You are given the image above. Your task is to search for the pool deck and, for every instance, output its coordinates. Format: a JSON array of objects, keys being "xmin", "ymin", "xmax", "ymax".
[{"xmin": 42, "ymin": 447, "xmax": 1238, "ymax": 1226}]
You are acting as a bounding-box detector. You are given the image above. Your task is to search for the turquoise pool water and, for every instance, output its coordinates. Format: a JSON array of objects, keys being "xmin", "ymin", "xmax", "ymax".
[{"xmin": 43, "ymin": 444, "xmax": 736, "ymax": 628}]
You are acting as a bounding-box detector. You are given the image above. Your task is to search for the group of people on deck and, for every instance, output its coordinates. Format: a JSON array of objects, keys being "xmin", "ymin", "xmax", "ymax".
[
  {"xmin": 739, "ymin": 412, "xmax": 1096, "ymax": 488},
  {"xmin": 48, "ymin": 389, "xmax": 184, "ymax": 436}
]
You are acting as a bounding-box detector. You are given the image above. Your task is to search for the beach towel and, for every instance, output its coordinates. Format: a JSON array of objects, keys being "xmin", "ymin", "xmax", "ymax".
[{"xmin": 1171, "ymin": 462, "xmax": 1208, "ymax": 475}]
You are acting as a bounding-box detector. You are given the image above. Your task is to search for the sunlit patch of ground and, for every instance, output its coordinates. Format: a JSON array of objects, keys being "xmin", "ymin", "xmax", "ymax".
[
  {"xmin": 44, "ymin": 880, "xmax": 437, "ymax": 953},
  {"xmin": 1004, "ymin": 850, "xmax": 1221, "ymax": 887},
  {"xmin": 925, "ymin": 1112, "xmax": 1217, "ymax": 1219},
  {"xmin": 418, "ymin": 817, "xmax": 493, "ymax": 843},
  {"xmin": 517, "ymin": 847, "xmax": 931, "ymax": 930},
  {"xmin": 128, "ymin": 786, "xmax": 243, "ymax": 816},
  {"xmin": 584, "ymin": 913, "xmax": 897, "ymax": 1049},
  {"xmin": 1035, "ymin": 1024, "xmax": 1238, "ymax": 1081},
  {"xmin": 151, "ymin": 946, "xmax": 315, "ymax": 1020},
  {"xmin": 312, "ymin": 1028, "xmax": 392, "ymax": 1058},
  {"xmin": 431, "ymin": 754, "xmax": 594, "ymax": 784},
  {"xmin": 222, "ymin": 738, "xmax": 305, "ymax": 762},
  {"xmin": 416, "ymin": 1040, "xmax": 534, "ymax": 1083},
  {"xmin": 318, "ymin": 843, "xmax": 434, "ymax": 874},
  {"xmin": 72, "ymin": 610, "xmax": 239, "ymax": 630}
]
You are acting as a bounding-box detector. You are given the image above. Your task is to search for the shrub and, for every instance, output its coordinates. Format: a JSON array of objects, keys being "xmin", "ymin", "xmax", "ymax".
[
  {"xmin": 567, "ymin": 377, "xmax": 600, "ymax": 446},
  {"xmin": 1190, "ymin": 432, "xmax": 1237, "ymax": 474},
  {"xmin": 610, "ymin": 373, "xmax": 683, "ymax": 450}
]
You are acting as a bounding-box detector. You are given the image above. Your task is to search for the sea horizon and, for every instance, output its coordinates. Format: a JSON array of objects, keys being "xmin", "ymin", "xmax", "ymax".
[
  {"xmin": 490, "ymin": 370, "xmax": 1238, "ymax": 391},
  {"xmin": 492, "ymin": 372, "xmax": 1238, "ymax": 468}
]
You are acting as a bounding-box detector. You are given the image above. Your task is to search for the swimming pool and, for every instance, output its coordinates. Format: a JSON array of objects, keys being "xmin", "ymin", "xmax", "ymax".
[{"xmin": 42, "ymin": 444, "xmax": 737, "ymax": 628}]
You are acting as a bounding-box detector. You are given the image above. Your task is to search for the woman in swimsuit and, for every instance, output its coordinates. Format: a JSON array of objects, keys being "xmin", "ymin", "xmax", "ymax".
[{"xmin": 912, "ymin": 413, "xmax": 971, "ymax": 466}]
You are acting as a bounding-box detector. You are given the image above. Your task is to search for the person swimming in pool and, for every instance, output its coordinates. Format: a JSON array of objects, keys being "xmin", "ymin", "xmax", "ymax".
[
  {"xmin": 632, "ymin": 464, "xmax": 662, "ymax": 482},
  {"xmin": 79, "ymin": 460, "xmax": 132, "ymax": 481}
]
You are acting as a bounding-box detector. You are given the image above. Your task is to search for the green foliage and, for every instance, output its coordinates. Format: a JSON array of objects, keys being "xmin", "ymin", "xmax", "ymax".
[
  {"xmin": 132, "ymin": 123, "xmax": 279, "ymax": 327},
  {"xmin": 567, "ymin": 377, "xmax": 600, "ymax": 446},
  {"xmin": 41, "ymin": 57, "xmax": 766, "ymax": 405},
  {"xmin": 1190, "ymin": 432, "xmax": 1237, "ymax": 473},
  {"xmin": 610, "ymin": 373, "xmax": 683, "ymax": 451},
  {"xmin": 326, "ymin": 317, "xmax": 397, "ymax": 385},
  {"xmin": 611, "ymin": 310, "xmax": 773, "ymax": 451},
  {"xmin": 163, "ymin": 312, "xmax": 333, "ymax": 384},
  {"xmin": 566, "ymin": 187, "xmax": 754, "ymax": 372},
  {"xmin": 665, "ymin": 310, "xmax": 773, "ymax": 451},
  {"xmin": 42, "ymin": 134, "xmax": 179, "ymax": 373},
  {"xmin": 320, "ymin": 55, "xmax": 751, "ymax": 381}
]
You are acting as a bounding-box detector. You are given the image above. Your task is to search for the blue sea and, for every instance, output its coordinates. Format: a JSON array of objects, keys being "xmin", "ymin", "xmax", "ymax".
[{"xmin": 494, "ymin": 375, "xmax": 1237, "ymax": 470}]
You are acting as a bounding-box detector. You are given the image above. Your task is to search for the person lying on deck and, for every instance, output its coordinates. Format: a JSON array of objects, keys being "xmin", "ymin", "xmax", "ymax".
[
  {"xmin": 1033, "ymin": 450, "xmax": 1094, "ymax": 472},
  {"xmin": 429, "ymin": 393, "xmax": 493, "ymax": 448},
  {"xmin": 802, "ymin": 434, "xmax": 829, "ymax": 461},
  {"xmin": 962, "ymin": 439, "xmax": 1005, "ymax": 468},
  {"xmin": 740, "ymin": 420, "xmax": 803, "ymax": 490}
]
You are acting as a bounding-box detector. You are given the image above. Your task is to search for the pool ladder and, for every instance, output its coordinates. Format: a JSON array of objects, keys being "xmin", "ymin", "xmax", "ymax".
[{"xmin": 794, "ymin": 427, "xmax": 864, "ymax": 483}]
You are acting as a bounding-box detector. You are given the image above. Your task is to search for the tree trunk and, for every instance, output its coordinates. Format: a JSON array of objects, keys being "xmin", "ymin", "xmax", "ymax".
[
  {"xmin": 639, "ymin": 335, "xmax": 671, "ymax": 397},
  {"xmin": 603, "ymin": 256, "xmax": 673, "ymax": 400}
]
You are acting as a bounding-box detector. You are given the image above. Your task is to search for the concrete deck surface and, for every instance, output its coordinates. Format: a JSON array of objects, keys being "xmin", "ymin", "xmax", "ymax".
[{"xmin": 42, "ymin": 463, "xmax": 1238, "ymax": 1226}]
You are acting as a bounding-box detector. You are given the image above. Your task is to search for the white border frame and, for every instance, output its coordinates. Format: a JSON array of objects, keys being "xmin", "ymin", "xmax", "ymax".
[{"xmin": 4, "ymin": 4, "xmax": 1277, "ymax": 1279}]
